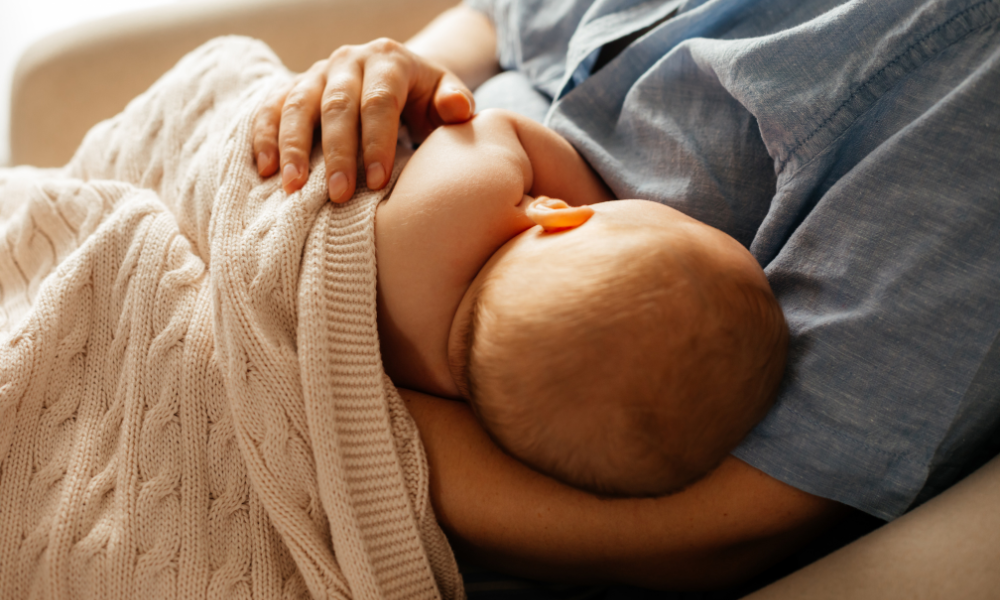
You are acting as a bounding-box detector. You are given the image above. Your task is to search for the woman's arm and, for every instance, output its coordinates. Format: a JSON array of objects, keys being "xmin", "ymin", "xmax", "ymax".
[
  {"xmin": 252, "ymin": 4, "xmax": 500, "ymax": 203},
  {"xmin": 402, "ymin": 388, "xmax": 851, "ymax": 590},
  {"xmin": 405, "ymin": 5, "xmax": 500, "ymax": 91}
]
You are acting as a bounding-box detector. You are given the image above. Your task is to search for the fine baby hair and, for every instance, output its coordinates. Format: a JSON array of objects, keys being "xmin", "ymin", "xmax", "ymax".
[{"xmin": 456, "ymin": 199, "xmax": 788, "ymax": 497}]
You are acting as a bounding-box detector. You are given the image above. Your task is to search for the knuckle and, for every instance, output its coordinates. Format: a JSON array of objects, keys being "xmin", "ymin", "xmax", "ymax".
[
  {"xmin": 262, "ymin": 100, "xmax": 283, "ymax": 120},
  {"xmin": 360, "ymin": 87, "xmax": 398, "ymax": 114},
  {"xmin": 369, "ymin": 37, "xmax": 402, "ymax": 54},
  {"xmin": 259, "ymin": 103, "xmax": 281, "ymax": 124},
  {"xmin": 280, "ymin": 145, "xmax": 309, "ymax": 163},
  {"xmin": 281, "ymin": 92, "xmax": 312, "ymax": 115},
  {"xmin": 321, "ymin": 92, "xmax": 354, "ymax": 114},
  {"xmin": 251, "ymin": 110, "xmax": 269, "ymax": 132},
  {"xmin": 326, "ymin": 156, "xmax": 355, "ymax": 174},
  {"xmin": 262, "ymin": 84, "xmax": 290, "ymax": 110},
  {"xmin": 362, "ymin": 139, "xmax": 389, "ymax": 161},
  {"xmin": 252, "ymin": 128, "xmax": 276, "ymax": 148},
  {"xmin": 330, "ymin": 45, "xmax": 353, "ymax": 61}
]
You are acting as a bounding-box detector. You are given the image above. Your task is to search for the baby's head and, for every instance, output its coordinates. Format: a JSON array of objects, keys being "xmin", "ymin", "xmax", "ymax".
[{"xmin": 448, "ymin": 199, "xmax": 787, "ymax": 497}]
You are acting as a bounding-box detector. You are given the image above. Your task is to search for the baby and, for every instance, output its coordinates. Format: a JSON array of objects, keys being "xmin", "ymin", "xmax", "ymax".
[{"xmin": 375, "ymin": 109, "xmax": 788, "ymax": 497}]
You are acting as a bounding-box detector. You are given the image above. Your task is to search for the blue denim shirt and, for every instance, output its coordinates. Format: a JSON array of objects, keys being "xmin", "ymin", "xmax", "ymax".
[{"xmin": 466, "ymin": 0, "xmax": 1000, "ymax": 520}]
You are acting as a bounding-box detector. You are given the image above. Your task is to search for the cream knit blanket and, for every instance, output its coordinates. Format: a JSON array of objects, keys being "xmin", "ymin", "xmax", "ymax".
[{"xmin": 0, "ymin": 37, "xmax": 462, "ymax": 600}]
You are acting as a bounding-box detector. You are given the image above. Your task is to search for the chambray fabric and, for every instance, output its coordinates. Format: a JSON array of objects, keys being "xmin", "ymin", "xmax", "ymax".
[{"xmin": 466, "ymin": 0, "xmax": 1000, "ymax": 521}]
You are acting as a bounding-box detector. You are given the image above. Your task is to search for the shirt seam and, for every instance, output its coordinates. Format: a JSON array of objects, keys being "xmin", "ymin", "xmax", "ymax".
[
  {"xmin": 774, "ymin": 398, "xmax": 912, "ymax": 459},
  {"xmin": 777, "ymin": 0, "xmax": 1000, "ymax": 179}
]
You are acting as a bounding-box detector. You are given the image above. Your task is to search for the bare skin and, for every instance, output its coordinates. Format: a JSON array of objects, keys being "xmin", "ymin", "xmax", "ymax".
[
  {"xmin": 251, "ymin": 2, "xmax": 852, "ymax": 589},
  {"xmin": 404, "ymin": 389, "xmax": 850, "ymax": 590},
  {"xmin": 375, "ymin": 108, "xmax": 612, "ymax": 398}
]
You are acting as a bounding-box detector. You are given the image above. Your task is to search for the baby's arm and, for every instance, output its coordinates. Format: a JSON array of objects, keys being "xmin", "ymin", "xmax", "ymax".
[
  {"xmin": 393, "ymin": 108, "xmax": 610, "ymax": 213},
  {"xmin": 497, "ymin": 110, "xmax": 614, "ymax": 206}
]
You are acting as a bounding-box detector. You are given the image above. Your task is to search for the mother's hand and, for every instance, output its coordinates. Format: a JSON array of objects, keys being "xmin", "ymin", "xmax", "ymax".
[{"xmin": 252, "ymin": 38, "xmax": 475, "ymax": 202}]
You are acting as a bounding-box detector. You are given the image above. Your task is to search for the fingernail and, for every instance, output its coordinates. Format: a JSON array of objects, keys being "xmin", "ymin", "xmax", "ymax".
[
  {"xmin": 328, "ymin": 171, "xmax": 348, "ymax": 201},
  {"xmin": 282, "ymin": 163, "xmax": 301, "ymax": 189},
  {"xmin": 367, "ymin": 162, "xmax": 386, "ymax": 189},
  {"xmin": 451, "ymin": 87, "xmax": 475, "ymax": 117},
  {"xmin": 256, "ymin": 151, "xmax": 269, "ymax": 174}
]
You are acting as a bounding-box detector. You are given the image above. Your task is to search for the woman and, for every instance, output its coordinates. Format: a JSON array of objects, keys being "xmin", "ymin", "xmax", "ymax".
[{"xmin": 252, "ymin": 0, "xmax": 1000, "ymax": 589}]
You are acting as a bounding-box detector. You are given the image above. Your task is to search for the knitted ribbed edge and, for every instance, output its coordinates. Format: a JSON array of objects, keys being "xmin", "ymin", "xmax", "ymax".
[{"xmin": 299, "ymin": 149, "xmax": 463, "ymax": 600}]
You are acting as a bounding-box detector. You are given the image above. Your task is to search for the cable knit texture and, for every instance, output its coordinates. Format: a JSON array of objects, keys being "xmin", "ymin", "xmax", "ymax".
[{"xmin": 0, "ymin": 37, "xmax": 462, "ymax": 600}]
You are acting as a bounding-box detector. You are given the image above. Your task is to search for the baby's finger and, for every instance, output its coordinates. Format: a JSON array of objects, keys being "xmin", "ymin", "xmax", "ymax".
[
  {"xmin": 278, "ymin": 67, "xmax": 325, "ymax": 194},
  {"xmin": 252, "ymin": 81, "xmax": 292, "ymax": 177},
  {"xmin": 320, "ymin": 56, "xmax": 364, "ymax": 203},
  {"xmin": 359, "ymin": 51, "xmax": 411, "ymax": 190}
]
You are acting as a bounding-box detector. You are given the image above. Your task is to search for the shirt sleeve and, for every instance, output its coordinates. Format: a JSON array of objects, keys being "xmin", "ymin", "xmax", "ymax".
[
  {"xmin": 542, "ymin": 0, "xmax": 1000, "ymax": 520},
  {"xmin": 463, "ymin": 0, "xmax": 518, "ymax": 70},
  {"xmin": 723, "ymin": 0, "xmax": 1000, "ymax": 520},
  {"xmin": 464, "ymin": 0, "xmax": 597, "ymax": 97}
]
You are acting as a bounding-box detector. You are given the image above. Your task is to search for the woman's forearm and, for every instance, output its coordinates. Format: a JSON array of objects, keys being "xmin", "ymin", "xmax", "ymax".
[
  {"xmin": 406, "ymin": 5, "xmax": 501, "ymax": 90},
  {"xmin": 401, "ymin": 388, "xmax": 850, "ymax": 590}
]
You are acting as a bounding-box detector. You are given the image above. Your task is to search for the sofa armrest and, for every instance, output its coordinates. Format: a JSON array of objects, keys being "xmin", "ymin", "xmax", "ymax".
[
  {"xmin": 747, "ymin": 452, "xmax": 1000, "ymax": 599},
  {"xmin": 11, "ymin": 0, "xmax": 456, "ymax": 167}
]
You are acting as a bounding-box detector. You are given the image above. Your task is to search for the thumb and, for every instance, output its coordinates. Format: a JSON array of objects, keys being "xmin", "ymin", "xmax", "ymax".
[{"xmin": 431, "ymin": 72, "xmax": 475, "ymax": 124}]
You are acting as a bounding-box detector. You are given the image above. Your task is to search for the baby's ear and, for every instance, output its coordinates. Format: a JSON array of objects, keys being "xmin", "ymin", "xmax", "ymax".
[{"xmin": 526, "ymin": 196, "xmax": 595, "ymax": 232}]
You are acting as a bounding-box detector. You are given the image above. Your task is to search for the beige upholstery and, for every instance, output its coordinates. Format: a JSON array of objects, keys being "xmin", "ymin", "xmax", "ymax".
[
  {"xmin": 9, "ymin": 1, "xmax": 1000, "ymax": 596},
  {"xmin": 749, "ymin": 453, "xmax": 1000, "ymax": 599}
]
